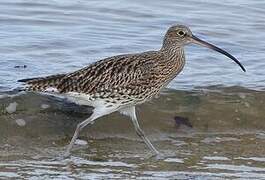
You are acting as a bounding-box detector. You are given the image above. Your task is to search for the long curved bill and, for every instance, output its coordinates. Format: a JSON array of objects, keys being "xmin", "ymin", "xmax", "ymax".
[{"xmin": 191, "ymin": 35, "xmax": 246, "ymax": 72}]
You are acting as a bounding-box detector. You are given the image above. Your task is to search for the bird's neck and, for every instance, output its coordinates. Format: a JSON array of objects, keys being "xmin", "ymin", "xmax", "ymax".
[
  {"xmin": 158, "ymin": 45, "xmax": 186, "ymax": 81},
  {"xmin": 160, "ymin": 44, "xmax": 185, "ymax": 63},
  {"xmin": 158, "ymin": 35, "xmax": 186, "ymax": 76},
  {"xmin": 161, "ymin": 33, "xmax": 182, "ymax": 50},
  {"xmin": 160, "ymin": 37, "xmax": 183, "ymax": 56}
]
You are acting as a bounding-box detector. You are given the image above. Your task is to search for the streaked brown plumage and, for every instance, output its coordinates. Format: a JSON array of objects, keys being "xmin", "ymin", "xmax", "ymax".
[
  {"xmin": 19, "ymin": 25, "xmax": 245, "ymax": 157},
  {"xmin": 21, "ymin": 51, "xmax": 184, "ymax": 104}
]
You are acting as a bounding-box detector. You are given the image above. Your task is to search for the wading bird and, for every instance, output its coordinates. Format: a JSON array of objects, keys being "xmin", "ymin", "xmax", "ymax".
[{"xmin": 19, "ymin": 25, "xmax": 246, "ymax": 157}]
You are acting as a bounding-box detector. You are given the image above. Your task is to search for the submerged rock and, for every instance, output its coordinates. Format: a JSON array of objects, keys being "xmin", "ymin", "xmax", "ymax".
[
  {"xmin": 6, "ymin": 102, "xmax": 18, "ymax": 114},
  {"xmin": 75, "ymin": 139, "xmax": 88, "ymax": 146},
  {"xmin": 15, "ymin": 119, "xmax": 26, "ymax": 127},
  {"xmin": 41, "ymin": 104, "xmax": 50, "ymax": 109}
]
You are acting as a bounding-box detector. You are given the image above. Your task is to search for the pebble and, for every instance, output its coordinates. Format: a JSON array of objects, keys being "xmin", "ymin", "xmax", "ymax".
[
  {"xmin": 15, "ymin": 119, "xmax": 26, "ymax": 127},
  {"xmin": 41, "ymin": 104, "xmax": 50, "ymax": 109},
  {"xmin": 6, "ymin": 102, "xmax": 18, "ymax": 114},
  {"xmin": 75, "ymin": 139, "xmax": 88, "ymax": 146}
]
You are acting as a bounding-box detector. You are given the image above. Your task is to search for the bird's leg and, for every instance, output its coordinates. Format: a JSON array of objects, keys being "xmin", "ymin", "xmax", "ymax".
[
  {"xmin": 120, "ymin": 106, "xmax": 160, "ymax": 155},
  {"xmin": 65, "ymin": 114, "xmax": 98, "ymax": 157},
  {"xmin": 131, "ymin": 115, "xmax": 160, "ymax": 155}
]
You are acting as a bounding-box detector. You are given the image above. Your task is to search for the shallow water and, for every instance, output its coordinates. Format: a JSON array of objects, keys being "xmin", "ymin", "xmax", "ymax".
[
  {"xmin": 0, "ymin": 0, "xmax": 265, "ymax": 179},
  {"xmin": 1, "ymin": 87, "xmax": 265, "ymax": 179}
]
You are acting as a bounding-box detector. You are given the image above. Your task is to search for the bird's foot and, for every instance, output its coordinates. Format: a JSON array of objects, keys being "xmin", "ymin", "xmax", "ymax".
[
  {"xmin": 146, "ymin": 152, "xmax": 165, "ymax": 160},
  {"xmin": 64, "ymin": 150, "xmax": 71, "ymax": 158}
]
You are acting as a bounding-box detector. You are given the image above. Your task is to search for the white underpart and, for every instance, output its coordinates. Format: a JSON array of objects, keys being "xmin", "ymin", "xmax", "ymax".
[
  {"xmin": 40, "ymin": 89, "xmax": 124, "ymax": 112},
  {"xmin": 65, "ymin": 92, "xmax": 126, "ymax": 119},
  {"xmin": 65, "ymin": 92, "xmax": 136, "ymax": 117},
  {"xmin": 66, "ymin": 92, "xmax": 122, "ymax": 107},
  {"xmin": 39, "ymin": 87, "xmax": 64, "ymax": 99},
  {"xmin": 44, "ymin": 87, "xmax": 59, "ymax": 93},
  {"xmin": 66, "ymin": 92, "xmax": 96, "ymax": 106}
]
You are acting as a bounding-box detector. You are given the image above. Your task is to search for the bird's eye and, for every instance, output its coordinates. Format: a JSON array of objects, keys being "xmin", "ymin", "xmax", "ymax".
[{"xmin": 177, "ymin": 30, "xmax": 185, "ymax": 37}]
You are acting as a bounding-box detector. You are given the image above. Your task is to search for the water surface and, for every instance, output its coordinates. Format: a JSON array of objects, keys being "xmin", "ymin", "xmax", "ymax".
[{"xmin": 0, "ymin": 0, "xmax": 264, "ymax": 91}]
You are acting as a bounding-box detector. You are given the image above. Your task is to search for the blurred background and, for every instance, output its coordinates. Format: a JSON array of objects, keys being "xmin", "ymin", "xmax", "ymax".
[{"xmin": 0, "ymin": 0, "xmax": 265, "ymax": 179}]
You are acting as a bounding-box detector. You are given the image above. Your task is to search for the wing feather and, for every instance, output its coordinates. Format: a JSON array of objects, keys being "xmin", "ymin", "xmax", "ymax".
[{"xmin": 57, "ymin": 52, "xmax": 160, "ymax": 95}]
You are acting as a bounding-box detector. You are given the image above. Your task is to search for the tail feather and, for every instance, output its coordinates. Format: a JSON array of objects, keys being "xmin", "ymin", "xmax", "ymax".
[{"xmin": 18, "ymin": 74, "xmax": 66, "ymax": 91}]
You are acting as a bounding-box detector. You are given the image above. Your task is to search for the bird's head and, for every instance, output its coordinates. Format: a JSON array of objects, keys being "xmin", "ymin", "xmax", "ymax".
[
  {"xmin": 162, "ymin": 25, "xmax": 246, "ymax": 72},
  {"xmin": 164, "ymin": 25, "xmax": 193, "ymax": 46}
]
